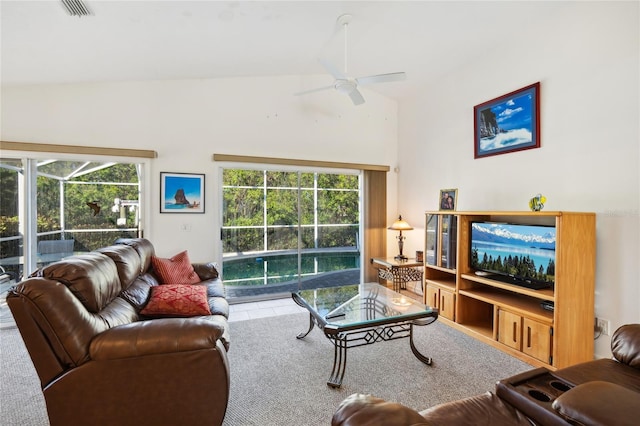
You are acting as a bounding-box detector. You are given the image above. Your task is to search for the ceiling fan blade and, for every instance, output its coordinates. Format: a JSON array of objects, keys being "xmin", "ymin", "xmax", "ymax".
[
  {"xmin": 294, "ymin": 85, "xmax": 334, "ymax": 96},
  {"xmin": 348, "ymin": 88, "xmax": 365, "ymax": 106},
  {"xmin": 356, "ymin": 72, "xmax": 407, "ymax": 86},
  {"xmin": 319, "ymin": 58, "xmax": 346, "ymax": 80}
]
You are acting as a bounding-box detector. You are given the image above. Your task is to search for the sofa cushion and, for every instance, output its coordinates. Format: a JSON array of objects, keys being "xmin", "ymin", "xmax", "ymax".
[
  {"xmin": 95, "ymin": 245, "xmax": 141, "ymax": 290},
  {"xmin": 332, "ymin": 393, "xmax": 429, "ymax": 426},
  {"xmin": 141, "ymin": 284, "xmax": 212, "ymax": 317},
  {"xmin": 612, "ymin": 324, "xmax": 640, "ymax": 369},
  {"xmin": 151, "ymin": 250, "xmax": 200, "ymax": 284},
  {"xmin": 420, "ymin": 392, "xmax": 533, "ymax": 426},
  {"xmin": 553, "ymin": 358, "xmax": 640, "ymax": 393},
  {"xmin": 33, "ymin": 252, "xmax": 122, "ymax": 313},
  {"xmin": 552, "ymin": 381, "xmax": 640, "ymax": 426},
  {"xmin": 119, "ymin": 276, "xmax": 156, "ymax": 311}
]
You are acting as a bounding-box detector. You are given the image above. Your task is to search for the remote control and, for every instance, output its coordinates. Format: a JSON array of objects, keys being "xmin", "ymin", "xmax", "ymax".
[{"xmin": 540, "ymin": 301, "xmax": 555, "ymax": 311}]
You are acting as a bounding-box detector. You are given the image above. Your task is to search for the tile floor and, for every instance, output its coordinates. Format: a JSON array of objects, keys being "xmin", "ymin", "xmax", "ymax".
[
  {"xmin": 228, "ymin": 284, "xmax": 424, "ymax": 323},
  {"xmin": 228, "ymin": 297, "xmax": 307, "ymax": 322}
]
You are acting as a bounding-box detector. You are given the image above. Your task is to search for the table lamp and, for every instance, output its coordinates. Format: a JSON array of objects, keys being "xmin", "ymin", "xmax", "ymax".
[{"xmin": 389, "ymin": 215, "xmax": 413, "ymax": 260}]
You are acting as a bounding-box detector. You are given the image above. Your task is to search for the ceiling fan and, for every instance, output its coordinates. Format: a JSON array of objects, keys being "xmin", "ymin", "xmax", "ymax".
[{"xmin": 295, "ymin": 14, "xmax": 406, "ymax": 106}]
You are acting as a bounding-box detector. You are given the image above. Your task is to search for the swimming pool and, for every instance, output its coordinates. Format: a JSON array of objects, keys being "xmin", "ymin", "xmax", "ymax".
[{"xmin": 222, "ymin": 251, "xmax": 361, "ymax": 287}]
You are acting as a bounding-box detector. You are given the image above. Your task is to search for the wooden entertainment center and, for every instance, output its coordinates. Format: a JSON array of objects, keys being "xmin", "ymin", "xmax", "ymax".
[{"xmin": 423, "ymin": 211, "xmax": 595, "ymax": 369}]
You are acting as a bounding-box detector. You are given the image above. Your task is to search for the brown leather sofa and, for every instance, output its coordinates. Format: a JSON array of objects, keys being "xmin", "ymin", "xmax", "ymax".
[
  {"xmin": 333, "ymin": 324, "xmax": 640, "ymax": 426},
  {"xmin": 7, "ymin": 238, "xmax": 230, "ymax": 426}
]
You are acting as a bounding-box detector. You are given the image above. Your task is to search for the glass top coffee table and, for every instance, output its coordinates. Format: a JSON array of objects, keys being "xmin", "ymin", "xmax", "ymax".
[{"xmin": 292, "ymin": 282, "xmax": 438, "ymax": 388}]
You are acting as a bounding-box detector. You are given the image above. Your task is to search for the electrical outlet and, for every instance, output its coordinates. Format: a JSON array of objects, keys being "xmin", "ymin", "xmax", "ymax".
[
  {"xmin": 596, "ymin": 318, "xmax": 610, "ymax": 336},
  {"xmin": 180, "ymin": 223, "xmax": 192, "ymax": 232}
]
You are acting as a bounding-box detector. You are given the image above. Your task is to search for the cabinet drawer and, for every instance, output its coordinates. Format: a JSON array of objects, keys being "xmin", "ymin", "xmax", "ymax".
[
  {"xmin": 498, "ymin": 310, "xmax": 522, "ymax": 350},
  {"xmin": 440, "ymin": 289, "xmax": 455, "ymax": 320},
  {"xmin": 426, "ymin": 286, "xmax": 439, "ymax": 310},
  {"xmin": 522, "ymin": 318, "xmax": 552, "ymax": 363},
  {"xmin": 425, "ymin": 285, "xmax": 455, "ymax": 321}
]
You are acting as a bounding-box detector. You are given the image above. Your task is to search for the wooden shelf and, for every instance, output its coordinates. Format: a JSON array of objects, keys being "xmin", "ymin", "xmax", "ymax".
[
  {"xmin": 459, "ymin": 319, "xmax": 493, "ymax": 339},
  {"xmin": 459, "ymin": 288, "xmax": 553, "ymax": 324},
  {"xmin": 424, "ymin": 265, "xmax": 456, "ymax": 274},
  {"xmin": 460, "ymin": 274, "xmax": 554, "ymax": 302},
  {"xmin": 425, "ymin": 278, "xmax": 455, "ymax": 292},
  {"xmin": 434, "ymin": 210, "xmax": 568, "ymax": 218},
  {"xmin": 424, "ymin": 210, "xmax": 595, "ymax": 369}
]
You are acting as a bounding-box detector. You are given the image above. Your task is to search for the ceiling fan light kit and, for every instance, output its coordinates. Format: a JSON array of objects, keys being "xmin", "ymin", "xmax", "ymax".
[{"xmin": 295, "ymin": 13, "xmax": 406, "ymax": 106}]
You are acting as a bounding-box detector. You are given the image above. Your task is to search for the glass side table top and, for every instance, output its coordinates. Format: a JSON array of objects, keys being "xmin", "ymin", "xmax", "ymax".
[{"xmin": 294, "ymin": 282, "xmax": 435, "ymax": 329}]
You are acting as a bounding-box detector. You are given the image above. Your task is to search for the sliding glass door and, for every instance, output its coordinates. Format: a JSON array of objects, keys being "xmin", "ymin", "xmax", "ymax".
[
  {"xmin": 0, "ymin": 157, "xmax": 143, "ymax": 281},
  {"xmin": 221, "ymin": 168, "xmax": 361, "ymax": 301}
]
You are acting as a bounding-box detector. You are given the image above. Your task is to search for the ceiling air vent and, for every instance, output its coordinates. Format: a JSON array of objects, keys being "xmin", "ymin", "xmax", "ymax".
[{"xmin": 61, "ymin": 0, "xmax": 92, "ymax": 17}]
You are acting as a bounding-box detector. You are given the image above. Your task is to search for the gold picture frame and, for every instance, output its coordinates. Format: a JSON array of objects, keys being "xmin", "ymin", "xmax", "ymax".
[{"xmin": 439, "ymin": 189, "xmax": 458, "ymax": 211}]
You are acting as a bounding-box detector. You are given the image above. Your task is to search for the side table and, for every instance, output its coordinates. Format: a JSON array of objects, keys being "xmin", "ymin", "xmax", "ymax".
[{"xmin": 371, "ymin": 257, "xmax": 423, "ymax": 293}]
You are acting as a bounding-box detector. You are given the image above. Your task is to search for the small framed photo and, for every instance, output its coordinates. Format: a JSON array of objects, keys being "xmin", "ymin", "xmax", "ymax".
[
  {"xmin": 474, "ymin": 82, "xmax": 540, "ymax": 159},
  {"xmin": 439, "ymin": 189, "xmax": 458, "ymax": 211},
  {"xmin": 160, "ymin": 172, "xmax": 205, "ymax": 213}
]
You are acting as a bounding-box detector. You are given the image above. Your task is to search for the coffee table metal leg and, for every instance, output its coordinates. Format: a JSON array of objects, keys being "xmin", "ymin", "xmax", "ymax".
[
  {"xmin": 296, "ymin": 313, "xmax": 315, "ymax": 339},
  {"xmin": 409, "ymin": 322, "xmax": 433, "ymax": 365},
  {"xmin": 327, "ymin": 335, "xmax": 348, "ymax": 388}
]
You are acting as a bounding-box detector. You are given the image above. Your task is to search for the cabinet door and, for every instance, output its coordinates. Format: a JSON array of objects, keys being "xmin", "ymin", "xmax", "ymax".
[
  {"xmin": 440, "ymin": 215, "xmax": 457, "ymax": 269},
  {"xmin": 425, "ymin": 215, "xmax": 438, "ymax": 266},
  {"xmin": 426, "ymin": 285, "xmax": 439, "ymax": 309},
  {"xmin": 440, "ymin": 289, "xmax": 455, "ymax": 321},
  {"xmin": 498, "ymin": 310, "xmax": 522, "ymax": 350},
  {"xmin": 522, "ymin": 318, "xmax": 552, "ymax": 363}
]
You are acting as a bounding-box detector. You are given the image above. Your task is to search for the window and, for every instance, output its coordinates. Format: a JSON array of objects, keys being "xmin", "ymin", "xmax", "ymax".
[
  {"xmin": 221, "ymin": 168, "xmax": 361, "ymax": 301},
  {"xmin": 0, "ymin": 157, "xmax": 144, "ymax": 280}
]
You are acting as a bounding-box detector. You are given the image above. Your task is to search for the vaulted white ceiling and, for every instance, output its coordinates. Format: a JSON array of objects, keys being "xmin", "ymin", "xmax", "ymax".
[{"xmin": 1, "ymin": 1, "xmax": 568, "ymax": 102}]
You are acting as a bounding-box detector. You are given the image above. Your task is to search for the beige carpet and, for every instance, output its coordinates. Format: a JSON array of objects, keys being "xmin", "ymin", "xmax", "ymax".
[{"xmin": 1, "ymin": 314, "xmax": 534, "ymax": 425}]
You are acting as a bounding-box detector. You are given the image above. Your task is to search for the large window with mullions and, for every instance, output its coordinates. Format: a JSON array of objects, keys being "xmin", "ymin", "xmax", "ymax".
[
  {"xmin": 221, "ymin": 168, "xmax": 361, "ymax": 300},
  {"xmin": 0, "ymin": 157, "xmax": 144, "ymax": 281}
]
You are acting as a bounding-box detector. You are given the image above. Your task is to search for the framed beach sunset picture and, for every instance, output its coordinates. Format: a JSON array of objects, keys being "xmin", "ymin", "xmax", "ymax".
[
  {"xmin": 474, "ymin": 82, "xmax": 540, "ymax": 159},
  {"xmin": 160, "ymin": 172, "xmax": 205, "ymax": 213}
]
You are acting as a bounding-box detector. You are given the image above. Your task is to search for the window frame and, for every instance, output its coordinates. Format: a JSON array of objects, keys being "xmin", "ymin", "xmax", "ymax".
[{"xmin": 0, "ymin": 148, "xmax": 151, "ymax": 278}]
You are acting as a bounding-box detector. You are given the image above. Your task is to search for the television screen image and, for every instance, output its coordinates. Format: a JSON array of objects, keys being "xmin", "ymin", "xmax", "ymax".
[{"xmin": 470, "ymin": 222, "xmax": 556, "ymax": 289}]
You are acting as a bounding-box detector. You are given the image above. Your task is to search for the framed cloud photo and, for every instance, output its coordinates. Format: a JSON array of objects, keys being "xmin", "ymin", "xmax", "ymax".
[
  {"xmin": 474, "ymin": 82, "xmax": 540, "ymax": 159},
  {"xmin": 439, "ymin": 189, "xmax": 458, "ymax": 211},
  {"xmin": 160, "ymin": 172, "xmax": 205, "ymax": 213}
]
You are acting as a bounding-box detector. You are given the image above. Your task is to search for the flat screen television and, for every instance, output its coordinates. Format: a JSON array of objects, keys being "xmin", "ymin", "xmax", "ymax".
[{"xmin": 469, "ymin": 221, "xmax": 556, "ymax": 290}]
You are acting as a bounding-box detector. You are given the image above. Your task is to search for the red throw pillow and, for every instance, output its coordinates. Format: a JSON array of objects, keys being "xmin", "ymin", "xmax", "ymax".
[
  {"xmin": 151, "ymin": 250, "xmax": 200, "ymax": 284},
  {"xmin": 140, "ymin": 284, "xmax": 211, "ymax": 317}
]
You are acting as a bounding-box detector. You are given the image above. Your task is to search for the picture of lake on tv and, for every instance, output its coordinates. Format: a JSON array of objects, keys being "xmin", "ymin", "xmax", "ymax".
[{"xmin": 471, "ymin": 222, "xmax": 556, "ymax": 270}]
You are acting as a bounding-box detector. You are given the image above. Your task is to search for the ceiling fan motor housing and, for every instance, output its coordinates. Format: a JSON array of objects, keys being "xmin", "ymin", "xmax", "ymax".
[
  {"xmin": 334, "ymin": 79, "xmax": 357, "ymax": 94},
  {"xmin": 294, "ymin": 13, "xmax": 406, "ymax": 105}
]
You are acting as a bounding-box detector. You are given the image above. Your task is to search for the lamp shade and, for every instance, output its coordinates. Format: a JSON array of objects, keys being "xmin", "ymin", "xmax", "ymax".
[{"xmin": 388, "ymin": 215, "xmax": 413, "ymax": 231}]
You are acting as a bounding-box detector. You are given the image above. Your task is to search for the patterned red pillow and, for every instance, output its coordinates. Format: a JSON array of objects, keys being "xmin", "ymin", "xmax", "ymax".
[
  {"xmin": 151, "ymin": 250, "xmax": 200, "ymax": 284},
  {"xmin": 140, "ymin": 284, "xmax": 211, "ymax": 317}
]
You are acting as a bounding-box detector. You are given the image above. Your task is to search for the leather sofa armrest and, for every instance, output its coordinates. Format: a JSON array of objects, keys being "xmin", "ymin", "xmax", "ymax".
[
  {"xmin": 89, "ymin": 317, "xmax": 225, "ymax": 360},
  {"xmin": 193, "ymin": 262, "xmax": 219, "ymax": 280},
  {"xmin": 332, "ymin": 393, "xmax": 429, "ymax": 426},
  {"xmin": 552, "ymin": 381, "xmax": 640, "ymax": 426}
]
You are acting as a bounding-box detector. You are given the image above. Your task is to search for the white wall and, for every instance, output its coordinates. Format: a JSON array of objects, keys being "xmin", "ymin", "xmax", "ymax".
[
  {"xmin": 397, "ymin": 1, "xmax": 639, "ymax": 358},
  {"xmin": 2, "ymin": 1, "xmax": 637, "ymax": 360},
  {"xmin": 1, "ymin": 75, "xmax": 399, "ymax": 261}
]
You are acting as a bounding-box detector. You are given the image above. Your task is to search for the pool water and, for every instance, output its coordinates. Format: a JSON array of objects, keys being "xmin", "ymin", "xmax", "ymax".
[{"xmin": 222, "ymin": 251, "xmax": 360, "ymax": 287}]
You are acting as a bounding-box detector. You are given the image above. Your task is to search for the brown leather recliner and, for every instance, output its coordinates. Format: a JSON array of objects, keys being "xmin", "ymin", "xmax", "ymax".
[
  {"xmin": 7, "ymin": 238, "xmax": 230, "ymax": 426},
  {"xmin": 333, "ymin": 324, "xmax": 640, "ymax": 426}
]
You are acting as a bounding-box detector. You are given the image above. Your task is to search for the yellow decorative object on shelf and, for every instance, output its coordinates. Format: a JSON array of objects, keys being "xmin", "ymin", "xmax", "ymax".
[{"xmin": 529, "ymin": 194, "xmax": 547, "ymax": 211}]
